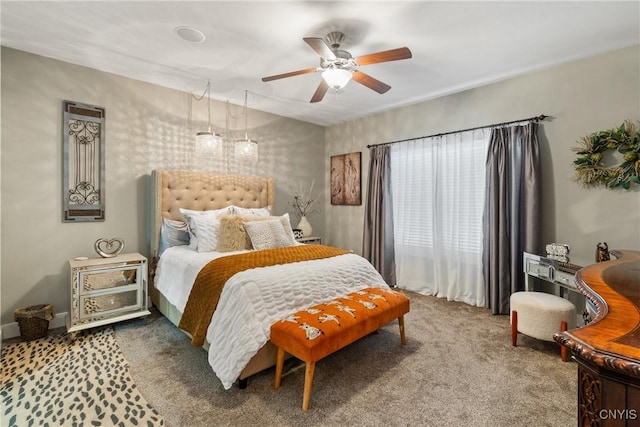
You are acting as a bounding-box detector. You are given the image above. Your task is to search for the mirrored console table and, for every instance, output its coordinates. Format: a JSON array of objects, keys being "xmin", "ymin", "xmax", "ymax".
[
  {"xmin": 523, "ymin": 251, "xmax": 584, "ymax": 296},
  {"xmin": 523, "ymin": 251, "xmax": 595, "ymax": 324}
]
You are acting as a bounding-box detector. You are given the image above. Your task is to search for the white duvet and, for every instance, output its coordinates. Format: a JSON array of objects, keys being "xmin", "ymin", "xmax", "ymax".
[{"xmin": 155, "ymin": 246, "xmax": 389, "ymax": 389}]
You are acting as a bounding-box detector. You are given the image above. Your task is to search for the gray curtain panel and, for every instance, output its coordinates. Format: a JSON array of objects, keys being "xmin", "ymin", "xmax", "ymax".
[
  {"xmin": 483, "ymin": 122, "xmax": 541, "ymax": 314},
  {"xmin": 363, "ymin": 145, "xmax": 396, "ymax": 286}
]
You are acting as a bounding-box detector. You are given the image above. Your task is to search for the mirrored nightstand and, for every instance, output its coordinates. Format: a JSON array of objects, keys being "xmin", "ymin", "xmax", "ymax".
[
  {"xmin": 296, "ymin": 236, "xmax": 322, "ymax": 245},
  {"xmin": 67, "ymin": 253, "xmax": 150, "ymax": 332}
]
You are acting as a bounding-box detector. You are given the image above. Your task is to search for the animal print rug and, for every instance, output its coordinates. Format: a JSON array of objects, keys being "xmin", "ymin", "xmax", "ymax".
[{"xmin": 1, "ymin": 326, "xmax": 164, "ymax": 426}]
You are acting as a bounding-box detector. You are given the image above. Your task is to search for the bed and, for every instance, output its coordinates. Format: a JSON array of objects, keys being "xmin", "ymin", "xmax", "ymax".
[{"xmin": 149, "ymin": 170, "xmax": 389, "ymax": 389}]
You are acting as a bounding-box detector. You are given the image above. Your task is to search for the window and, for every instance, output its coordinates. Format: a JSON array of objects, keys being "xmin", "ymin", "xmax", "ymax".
[{"xmin": 390, "ymin": 129, "xmax": 490, "ymax": 306}]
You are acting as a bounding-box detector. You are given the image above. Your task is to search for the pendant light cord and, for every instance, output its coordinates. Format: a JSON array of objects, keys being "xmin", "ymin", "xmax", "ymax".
[
  {"xmin": 206, "ymin": 82, "xmax": 211, "ymax": 131},
  {"xmin": 191, "ymin": 80, "xmax": 212, "ymax": 131},
  {"xmin": 243, "ymin": 90, "xmax": 249, "ymax": 140}
]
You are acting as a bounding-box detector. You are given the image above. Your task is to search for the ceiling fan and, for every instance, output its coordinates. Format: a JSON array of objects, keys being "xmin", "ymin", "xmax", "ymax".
[{"xmin": 261, "ymin": 31, "xmax": 412, "ymax": 103}]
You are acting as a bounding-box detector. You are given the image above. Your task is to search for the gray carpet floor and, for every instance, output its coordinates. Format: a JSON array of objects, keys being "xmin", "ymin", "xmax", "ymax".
[{"xmin": 115, "ymin": 291, "xmax": 577, "ymax": 427}]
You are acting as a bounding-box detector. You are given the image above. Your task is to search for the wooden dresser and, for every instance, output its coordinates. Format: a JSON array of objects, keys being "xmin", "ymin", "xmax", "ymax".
[{"xmin": 554, "ymin": 250, "xmax": 640, "ymax": 427}]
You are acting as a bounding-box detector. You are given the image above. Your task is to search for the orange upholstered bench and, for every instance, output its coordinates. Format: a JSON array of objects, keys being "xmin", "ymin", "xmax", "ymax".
[{"xmin": 270, "ymin": 287, "xmax": 410, "ymax": 410}]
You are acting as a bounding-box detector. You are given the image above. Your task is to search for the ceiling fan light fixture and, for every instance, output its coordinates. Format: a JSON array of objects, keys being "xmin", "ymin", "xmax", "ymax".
[
  {"xmin": 261, "ymin": 32, "xmax": 411, "ymax": 103},
  {"xmin": 321, "ymin": 68, "xmax": 353, "ymax": 90}
]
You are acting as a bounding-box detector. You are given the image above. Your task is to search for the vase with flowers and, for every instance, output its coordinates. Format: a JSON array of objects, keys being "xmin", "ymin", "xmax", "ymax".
[{"xmin": 289, "ymin": 181, "xmax": 320, "ymax": 237}]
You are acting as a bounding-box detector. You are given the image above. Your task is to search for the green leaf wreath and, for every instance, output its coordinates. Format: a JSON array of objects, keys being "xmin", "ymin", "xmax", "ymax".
[{"xmin": 572, "ymin": 120, "xmax": 640, "ymax": 189}]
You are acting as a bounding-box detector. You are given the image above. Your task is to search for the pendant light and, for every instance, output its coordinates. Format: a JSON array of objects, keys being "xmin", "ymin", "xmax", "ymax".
[
  {"xmin": 194, "ymin": 80, "xmax": 222, "ymax": 156},
  {"xmin": 234, "ymin": 90, "xmax": 258, "ymax": 165}
]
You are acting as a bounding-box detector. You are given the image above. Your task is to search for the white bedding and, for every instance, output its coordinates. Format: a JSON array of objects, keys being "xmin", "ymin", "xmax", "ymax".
[
  {"xmin": 155, "ymin": 245, "xmax": 389, "ymax": 389},
  {"xmin": 155, "ymin": 246, "xmax": 250, "ymax": 312}
]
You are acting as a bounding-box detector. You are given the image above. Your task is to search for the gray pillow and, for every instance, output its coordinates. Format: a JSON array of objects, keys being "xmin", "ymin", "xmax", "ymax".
[{"xmin": 158, "ymin": 218, "xmax": 189, "ymax": 256}]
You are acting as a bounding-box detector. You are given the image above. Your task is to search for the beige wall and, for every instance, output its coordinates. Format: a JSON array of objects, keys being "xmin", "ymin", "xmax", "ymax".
[
  {"xmin": 0, "ymin": 47, "xmax": 326, "ymax": 325},
  {"xmin": 325, "ymin": 45, "xmax": 640, "ymax": 265}
]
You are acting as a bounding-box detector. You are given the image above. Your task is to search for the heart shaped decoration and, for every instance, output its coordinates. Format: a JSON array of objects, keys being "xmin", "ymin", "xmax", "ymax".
[{"xmin": 94, "ymin": 237, "xmax": 125, "ymax": 258}]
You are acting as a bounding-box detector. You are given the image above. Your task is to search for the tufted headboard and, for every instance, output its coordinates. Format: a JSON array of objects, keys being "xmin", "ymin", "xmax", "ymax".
[{"xmin": 150, "ymin": 170, "xmax": 275, "ymax": 258}]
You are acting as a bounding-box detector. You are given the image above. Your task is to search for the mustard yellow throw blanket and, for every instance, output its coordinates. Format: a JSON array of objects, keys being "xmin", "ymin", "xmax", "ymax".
[{"xmin": 179, "ymin": 245, "xmax": 349, "ymax": 346}]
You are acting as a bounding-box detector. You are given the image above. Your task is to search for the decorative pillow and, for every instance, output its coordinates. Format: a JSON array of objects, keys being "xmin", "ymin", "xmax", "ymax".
[
  {"xmin": 216, "ymin": 215, "xmax": 266, "ymax": 252},
  {"xmin": 217, "ymin": 213, "xmax": 297, "ymax": 252},
  {"xmin": 244, "ymin": 218, "xmax": 295, "ymax": 250},
  {"xmin": 180, "ymin": 207, "xmax": 234, "ymax": 252},
  {"xmin": 279, "ymin": 213, "xmax": 297, "ymax": 245},
  {"xmin": 179, "ymin": 208, "xmax": 203, "ymax": 250},
  {"xmin": 232, "ymin": 205, "xmax": 272, "ymax": 217},
  {"xmin": 158, "ymin": 218, "xmax": 189, "ymax": 256}
]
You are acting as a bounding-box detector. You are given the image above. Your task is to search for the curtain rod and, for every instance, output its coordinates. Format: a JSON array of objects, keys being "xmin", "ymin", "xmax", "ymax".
[{"xmin": 366, "ymin": 114, "xmax": 548, "ymax": 148}]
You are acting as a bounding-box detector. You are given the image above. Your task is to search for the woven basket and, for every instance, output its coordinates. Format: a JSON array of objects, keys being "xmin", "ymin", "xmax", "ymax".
[{"xmin": 14, "ymin": 304, "xmax": 54, "ymax": 341}]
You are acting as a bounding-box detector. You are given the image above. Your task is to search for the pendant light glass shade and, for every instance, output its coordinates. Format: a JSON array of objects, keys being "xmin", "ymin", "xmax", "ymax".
[
  {"xmin": 195, "ymin": 130, "xmax": 222, "ymax": 156},
  {"xmin": 194, "ymin": 80, "xmax": 222, "ymax": 156},
  {"xmin": 233, "ymin": 90, "xmax": 258, "ymax": 165},
  {"xmin": 321, "ymin": 68, "xmax": 353, "ymax": 90},
  {"xmin": 234, "ymin": 137, "xmax": 258, "ymax": 165}
]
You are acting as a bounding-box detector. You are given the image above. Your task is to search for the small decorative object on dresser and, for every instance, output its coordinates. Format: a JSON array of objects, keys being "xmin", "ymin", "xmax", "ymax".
[
  {"xmin": 292, "ymin": 229, "xmax": 304, "ymax": 239},
  {"xmin": 545, "ymin": 243, "xmax": 570, "ymax": 257},
  {"xmin": 94, "ymin": 237, "xmax": 125, "ymax": 258},
  {"xmin": 67, "ymin": 253, "xmax": 150, "ymax": 332},
  {"xmin": 545, "ymin": 243, "xmax": 571, "ymax": 263},
  {"xmin": 596, "ymin": 242, "xmax": 610, "ymax": 262},
  {"xmin": 290, "ymin": 181, "xmax": 319, "ymax": 237},
  {"xmin": 296, "ymin": 216, "xmax": 313, "ymax": 237}
]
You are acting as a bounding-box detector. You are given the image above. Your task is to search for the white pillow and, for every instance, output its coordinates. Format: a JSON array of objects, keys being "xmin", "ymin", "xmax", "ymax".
[
  {"xmin": 232, "ymin": 205, "xmax": 272, "ymax": 217},
  {"xmin": 180, "ymin": 207, "xmax": 234, "ymax": 252},
  {"xmin": 244, "ymin": 218, "xmax": 294, "ymax": 250},
  {"xmin": 279, "ymin": 213, "xmax": 297, "ymax": 245}
]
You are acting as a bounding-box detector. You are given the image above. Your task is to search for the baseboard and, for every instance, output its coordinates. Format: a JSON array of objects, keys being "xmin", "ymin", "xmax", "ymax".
[{"xmin": 1, "ymin": 311, "xmax": 68, "ymax": 340}]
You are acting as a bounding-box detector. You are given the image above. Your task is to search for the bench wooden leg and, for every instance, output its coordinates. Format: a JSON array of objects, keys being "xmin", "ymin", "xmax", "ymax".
[
  {"xmin": 560, "ymin": 320, "xmax": 569, "ymax": 362},
  {"xmin": 398, "ymin": 316, "xmax": 407, "ymax": 345},
  {"xmin": 302, "ymin": 361, "xmax": 315, "ymax": 411},
  {"xmin": 511, "ymin": 310, "xmax": 518, "ymax": 347},
  {"xmin": 274, "ymin": 346, "xmax": 285, "ymax": 389}
]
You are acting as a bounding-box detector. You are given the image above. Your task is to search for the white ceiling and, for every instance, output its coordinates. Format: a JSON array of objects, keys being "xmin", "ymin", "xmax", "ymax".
[{"xmin": 2, "ymin": 1, "xmax": 639, "ymax": 126}]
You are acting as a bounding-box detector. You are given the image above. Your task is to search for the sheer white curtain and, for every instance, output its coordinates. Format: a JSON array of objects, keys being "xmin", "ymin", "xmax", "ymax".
[{"xmin": 390, "ymin": 129, "xmax": 490, "ymax": 306}]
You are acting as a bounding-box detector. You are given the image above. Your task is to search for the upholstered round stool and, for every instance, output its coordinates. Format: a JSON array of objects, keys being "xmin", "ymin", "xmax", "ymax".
[{"xmin": 510, "ymin": 291, "xmax": 576, "ymax": 362}]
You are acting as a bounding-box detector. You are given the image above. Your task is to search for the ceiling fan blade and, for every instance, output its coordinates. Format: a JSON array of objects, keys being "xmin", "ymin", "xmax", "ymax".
[
  {"xmin": 352, "ymin": 71, "xmax": 391, "ymax": 94},
  {"xmin": 310, "ymin": 80, "xmax": 329, "ymax": 103},
  {"xmin": 355, "ymin": 47, "xmax": 412, "ymax": 66},
  {"xmin": 303, "ymin": 37, "xmax": 336, "ymax": 60},
  {"xmin": 261, "ymin": 67, "xmax": 318, "ymax": 82}
]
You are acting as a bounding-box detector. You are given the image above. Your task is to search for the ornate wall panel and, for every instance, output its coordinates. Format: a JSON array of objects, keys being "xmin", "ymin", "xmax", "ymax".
[{"xmin": 63, "ymin": 101, "xmax": 105, "ymax": 222}]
